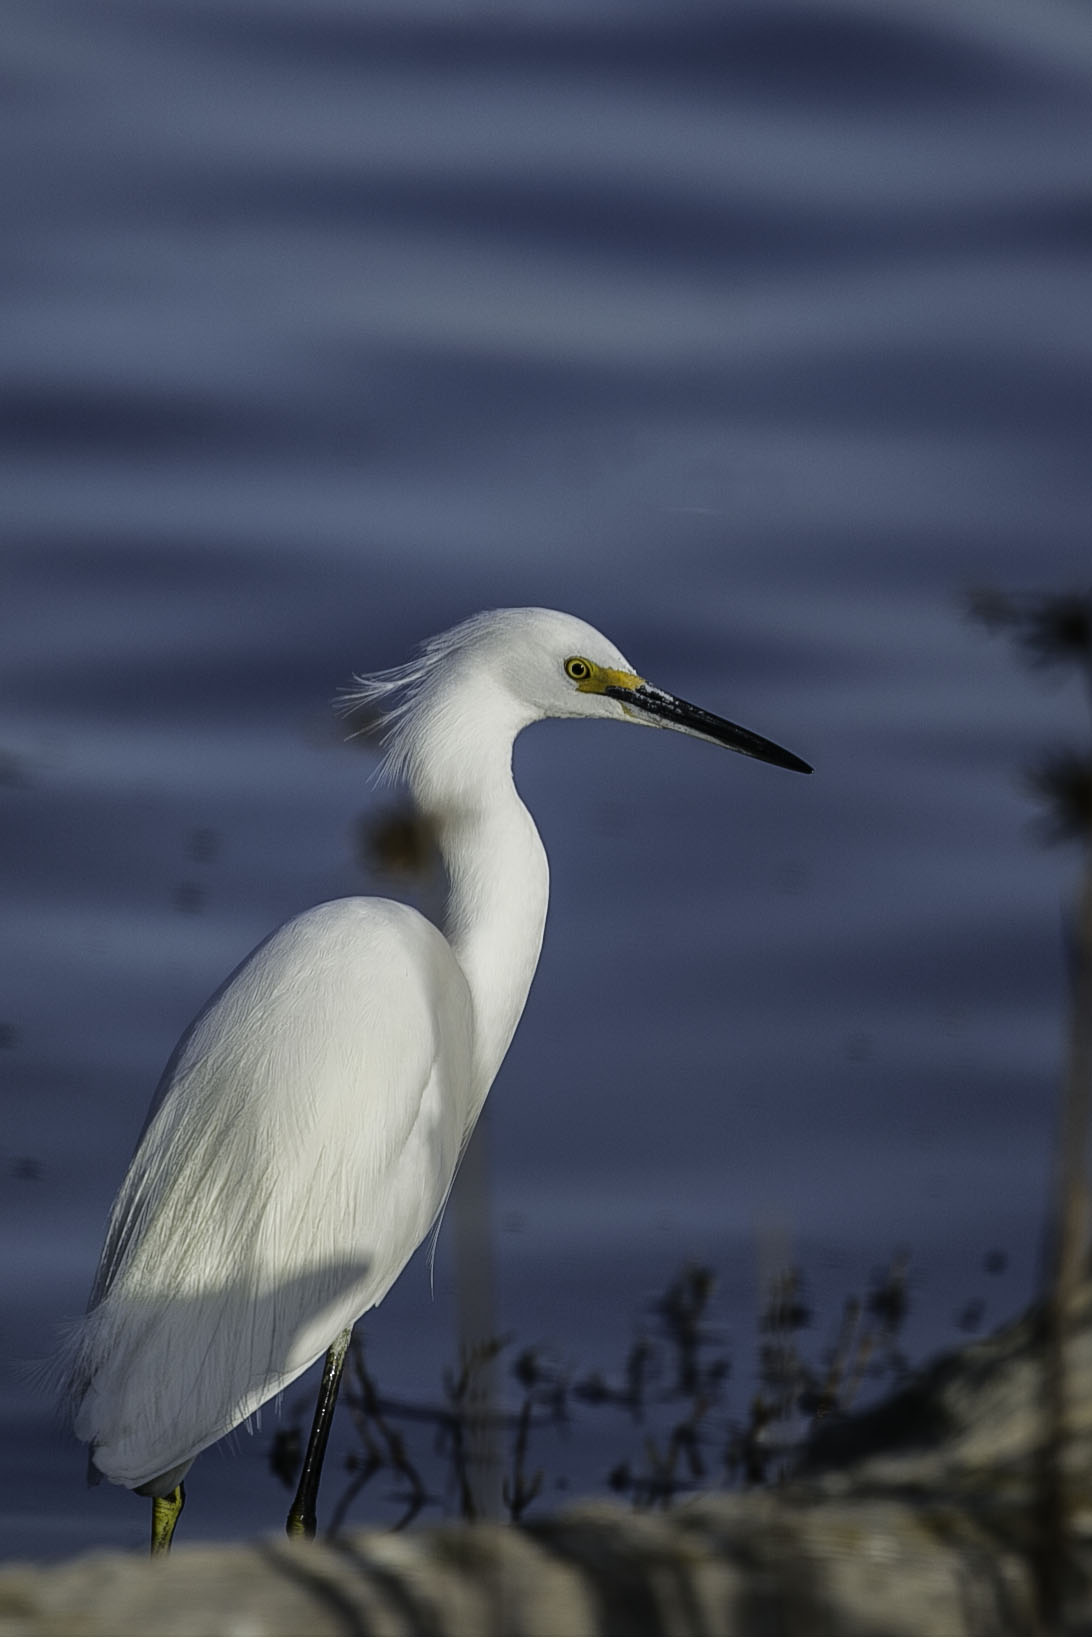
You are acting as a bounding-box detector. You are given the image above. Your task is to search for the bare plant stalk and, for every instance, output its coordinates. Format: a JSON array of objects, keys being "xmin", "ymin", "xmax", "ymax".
[
  {"xmin": 450, "ymin": 1116, "xmax": 503, "ymax": 1519},
  {"xmin": 1056, "ymin": 853, "xmax": 1092, "ymax": 1291},
  {"xmin": 1038, "ymin": 835, "xmax": 1092, "ymax": 1630}
]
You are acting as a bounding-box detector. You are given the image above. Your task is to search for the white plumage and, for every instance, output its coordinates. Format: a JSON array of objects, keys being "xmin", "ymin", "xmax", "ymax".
[
  {"xmin": 67, "ymin": 607, "xmax": 809, "ymax": 1518},
  {"xmin": 73, "ymin": 901, "xmax": 471, "ymax": 1489}
]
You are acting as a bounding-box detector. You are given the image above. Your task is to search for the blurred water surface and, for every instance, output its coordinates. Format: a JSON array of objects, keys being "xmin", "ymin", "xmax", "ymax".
[{"xmin": 3, "ymin": 0, "xmax": 1092, "ymax": 1556}]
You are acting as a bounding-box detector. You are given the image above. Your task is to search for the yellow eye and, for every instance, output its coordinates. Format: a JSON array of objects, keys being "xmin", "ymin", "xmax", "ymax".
[{"xmin": 564, "ymin": 656, "xmax": 591, "ymax": 682}]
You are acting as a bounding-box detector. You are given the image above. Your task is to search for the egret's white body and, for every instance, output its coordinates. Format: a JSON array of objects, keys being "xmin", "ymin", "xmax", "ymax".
[
  {"xmin": 67, "ymin": 607, "xmax": 808, "ymax": 1512},
  {"xmin": 73, "ymin": 902, "xmax": 477, "ymax": 1489}
]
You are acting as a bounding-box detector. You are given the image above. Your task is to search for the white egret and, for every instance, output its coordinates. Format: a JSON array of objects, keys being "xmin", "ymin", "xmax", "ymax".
[{"xmin": 66, "ymin": 607, "xmax": 810, "ymax": 1553}]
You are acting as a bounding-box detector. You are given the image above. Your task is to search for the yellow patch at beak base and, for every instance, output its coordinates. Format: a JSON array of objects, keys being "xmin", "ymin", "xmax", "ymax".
[{"xmin": 575, "ymin": 664, "xmax": 644, "ymax": 695}]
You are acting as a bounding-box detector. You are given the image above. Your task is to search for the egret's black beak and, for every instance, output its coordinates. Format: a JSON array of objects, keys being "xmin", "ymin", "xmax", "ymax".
[{"xmin": 605, "ymin": 683, "xmax": 812, "ymax": 774}]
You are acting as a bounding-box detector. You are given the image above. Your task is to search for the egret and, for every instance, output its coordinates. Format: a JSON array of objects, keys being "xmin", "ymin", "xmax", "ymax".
[{"xmin": 65, "ymin": 607, "xmax": 810, "ymax": 1554}]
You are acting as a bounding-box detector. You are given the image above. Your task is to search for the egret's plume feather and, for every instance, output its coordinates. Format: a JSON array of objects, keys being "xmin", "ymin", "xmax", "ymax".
[{"xmin": 339, "ymin": 611, "xmax": 510, "ymax": 786}]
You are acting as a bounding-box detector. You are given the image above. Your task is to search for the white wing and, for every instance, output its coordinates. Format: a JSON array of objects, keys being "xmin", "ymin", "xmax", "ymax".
[{"xmin": 70, "ymin": 897, "xmax": 474, "ymax": 1489}]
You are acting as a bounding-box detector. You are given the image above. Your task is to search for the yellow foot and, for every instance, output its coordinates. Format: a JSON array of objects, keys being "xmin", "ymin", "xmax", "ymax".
[
  {"xmin": 285, "ymin": 1505, "xmax": 314, "ymax": 1541},
  {"xmin": 150, "ymin": 1483, "xmax": 185, "ymax": 1557}
]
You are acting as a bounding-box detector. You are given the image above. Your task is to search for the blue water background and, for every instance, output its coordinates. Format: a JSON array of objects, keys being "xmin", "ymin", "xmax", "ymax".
[{"xmin": 3, "ymin": 0, "xmax": 1092, "ymax": 1556}]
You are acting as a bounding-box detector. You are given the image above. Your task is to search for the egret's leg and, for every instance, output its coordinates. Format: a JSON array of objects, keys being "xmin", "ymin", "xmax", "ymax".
[
  {"xmin": 286, "ymin": 1327, "xmax": 351, "ymax": 1540},
  {"xmin": 150, "ymin": 1483, "xmax": 185, "ymax": 1557}
]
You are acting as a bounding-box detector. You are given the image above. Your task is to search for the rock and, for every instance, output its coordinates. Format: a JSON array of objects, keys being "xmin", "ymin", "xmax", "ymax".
[{"xmin": 6, "ymin": 1287, "xmax": 1091, "ymax": 1635}]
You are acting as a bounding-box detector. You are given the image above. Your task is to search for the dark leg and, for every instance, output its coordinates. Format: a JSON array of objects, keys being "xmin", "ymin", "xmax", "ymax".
[
  {"xmin": 150, "ymin": 1483, "xmax": 185, "ymax": 1557},
  {"xmin": 286, "ymin": 1327, "xmax": 351, "ymax": 1540}
]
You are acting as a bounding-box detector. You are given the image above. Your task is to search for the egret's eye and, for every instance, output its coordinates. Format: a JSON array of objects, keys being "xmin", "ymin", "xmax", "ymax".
[{"xmin": 564, "ymin": 657, "xmax": 591, "ymax": 682}]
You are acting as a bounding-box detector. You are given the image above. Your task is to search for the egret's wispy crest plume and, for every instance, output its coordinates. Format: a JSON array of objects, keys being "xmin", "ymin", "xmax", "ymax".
[{"xmin": 339, "ymin": 612, "xmax": 502, "ymax": 788}]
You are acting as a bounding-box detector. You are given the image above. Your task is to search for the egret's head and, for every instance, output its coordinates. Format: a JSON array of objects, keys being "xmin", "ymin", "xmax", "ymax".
[
  {"xmin": 344, "ymin": 608, "xmax": 810, "ymax": 786},
  {"xmin": 476, "ymin": 608, "xmax": 643, "ymax": 723}
]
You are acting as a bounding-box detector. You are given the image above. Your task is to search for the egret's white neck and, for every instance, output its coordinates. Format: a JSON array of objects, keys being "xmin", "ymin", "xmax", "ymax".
[{"xmin": 406, "ymin": 686, "xmax": 549, "ymax": 1109}]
